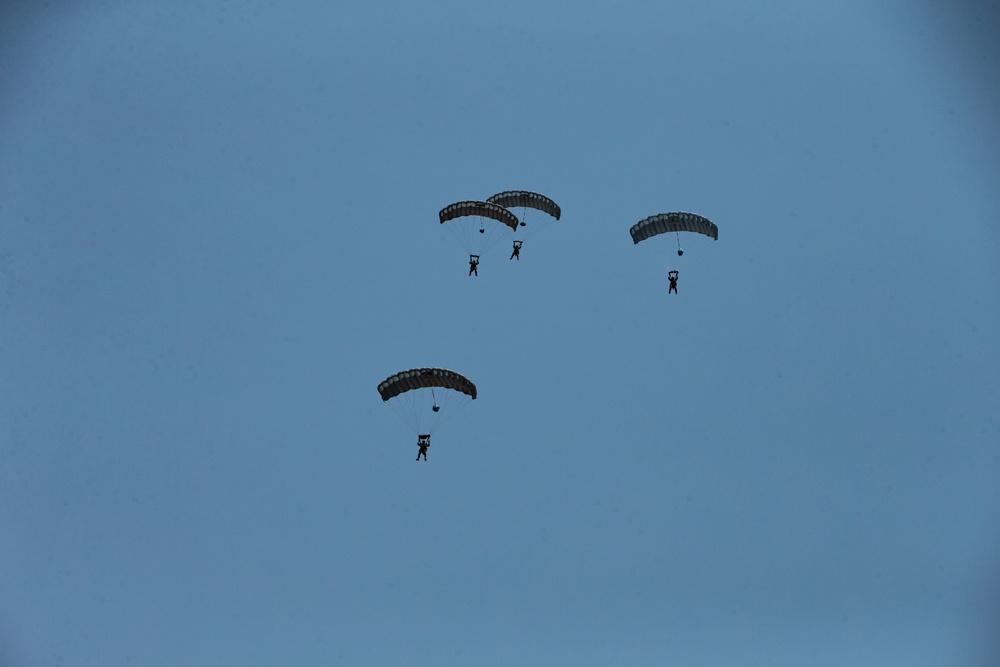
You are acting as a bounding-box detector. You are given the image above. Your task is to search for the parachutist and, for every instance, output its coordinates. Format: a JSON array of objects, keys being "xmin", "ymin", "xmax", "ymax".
[
  {"xmin": 416, "ymin": 435, "xmax": 430, "ymax": 461},
  {"xmin": 668, "ymin": 270, "xmax": 679, "ymax": 294},
  {"xmin": 468, "ymin": 254, "xmax": 479, "ymax": 276},
  {"xmin": 432, "ymin": 404, "xmax": 440, "ymax": 413},
  {"xmin": 510, "ymin": 240, "xmax": 522, "ymax": 260},
  {"xmin": 378, "ymin": 369, "xmax": 477, "ymax": 457},
  {"xmin": 677, "ymin": 248, "xmax": 684, "ymax": 256}
]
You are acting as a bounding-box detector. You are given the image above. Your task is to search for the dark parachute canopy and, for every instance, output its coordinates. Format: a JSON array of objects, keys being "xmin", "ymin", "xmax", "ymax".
[
  {"xmin": 378, "ymin": 368, "xmax": 477, "ymax": 438},
  {"xmin": 629, "ymin": 212, "xmax": 719, "ymax": 244},
  {"xmin": 486, "ymin": 190, "xmax": 561, "ymax": 221},
  {"xmin": 486, "ymin": 190, "xmax": 561, "ymax": 250},
  {"xmin": 439, "ymin": 201, "xmax": 519, "ymax": 231},
  {"xmin": 378, "ymin": 368, "xmax": 478, "ymax": 401}
]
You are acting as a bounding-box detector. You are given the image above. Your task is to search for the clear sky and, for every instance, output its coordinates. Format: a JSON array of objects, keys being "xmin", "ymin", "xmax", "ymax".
[{"xmin": 1, "ymin": 1, "xmax": 998, "ymax": 665}]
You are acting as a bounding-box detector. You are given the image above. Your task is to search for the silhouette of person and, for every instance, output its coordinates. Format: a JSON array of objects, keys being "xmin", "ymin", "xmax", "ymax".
[
  {"xmin": 416, "ymin": 435, "xmax": 430, "ymax": 461},
  {"xmin": 510, "ymin": 240, "xmax": 523, "ymax": 260},
  {"xmin": 668, "ymin": 270, "xmax": 679, "ymax": 294},
  {"xmin": 469, "ymin": 255, "xmax": 479, "ymax": 276}
]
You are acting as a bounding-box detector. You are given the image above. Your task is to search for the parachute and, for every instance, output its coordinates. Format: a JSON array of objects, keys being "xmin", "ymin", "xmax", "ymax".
[
  {"xmin": 439, "ymin": 200, "xmax": 519, "ymax": 265},
  {"xmin": 486, "ymin": 190, "xmax": 561, "ymax": 222},
  {"xmin": 630, "ymin": 212, "xmax": 718, "ymax": 281},
  {"xmin": 629, "ymin": 212, "xmax": 719, "ymax": 244},
  {"xmin": 378, "ymin": 367, "xmax": 477, "ymax": 440},
  {"xmin": 377, "ymin": 368, "xmax": 477, "ymax": 401},
  {"xmin": 631, "ymin": 211, "xmax": 718, "ymax": 257},
  {"xmin": 486, "ymin": 190, "xmax": 561, "ymax": 248},
  {"xmin": 439, "ymin": 201, "xmax": 519, "ymax": 231}
]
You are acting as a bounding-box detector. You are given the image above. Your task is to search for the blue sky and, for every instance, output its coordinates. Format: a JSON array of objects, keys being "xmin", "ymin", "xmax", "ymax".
[{"xmin": 1, "ymin": 1, "xmax": 998, "ymax": 665}]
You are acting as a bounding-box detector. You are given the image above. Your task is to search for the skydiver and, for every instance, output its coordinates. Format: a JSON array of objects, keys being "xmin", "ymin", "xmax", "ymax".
[
  {"xmin": 510, "ymin": 240, "xmax": 522, "ymax": 260},
  {"xmin": 416, "ymin": 435, "xmax": 430, "ymax": 461},
  {"xmin": 668, "ymin": 270, "xmax": 679, "ymax": 294},
  {"xmin": 468, "ymin": 254, "xmax": 479, "ymax": 276}
]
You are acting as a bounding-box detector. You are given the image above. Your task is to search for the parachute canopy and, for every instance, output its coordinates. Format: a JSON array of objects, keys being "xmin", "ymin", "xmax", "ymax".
[
  {"xmin": 486, "ymin": 190, "xmax": 561, "ymax": 221},
  {"xmin": 378, "ymin": 368, "xmax": 477, "ymax": 402},
  {"xmin": 438, "ymin": 201, "xmax": 520, "ymax": 263},
  {"xmin": 378, "ymin": 368, "xmax": 477, "ymax": 437},
  {"xmin": 629, "ymin": 212, "xmax": 719, "ymax": 244},
  {"xmin": 439, "ymin": 201, "xmax": 519, "ymax": 232}
]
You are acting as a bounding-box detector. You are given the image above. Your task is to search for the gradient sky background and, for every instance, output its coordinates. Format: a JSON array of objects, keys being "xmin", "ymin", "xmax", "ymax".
[{"xmin": 1, "ymin": 1, "xmax": 998, "ymax": 665}]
